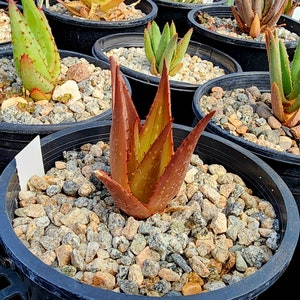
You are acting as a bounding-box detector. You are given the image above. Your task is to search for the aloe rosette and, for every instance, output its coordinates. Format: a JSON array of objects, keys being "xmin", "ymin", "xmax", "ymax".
[
  {"xmin": 144, "ymin": 20, "xmax": 193, "ymax": 76},
  {"xmin": 9, "ymin": 0, "xmax": 61, "ymax": 101},
  {"xmin": 266, "ymin": 27, "xmax": 300, "ymax": 127},
  {"xmin": 230, "ymin": 0, "xmax": 287, "ymax": 38},
  {"xmin": 94, "ymin": 57, "xmax": 214, "ymax": 219}
]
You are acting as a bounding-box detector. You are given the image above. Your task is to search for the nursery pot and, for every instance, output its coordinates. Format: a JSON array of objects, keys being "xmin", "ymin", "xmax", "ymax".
[
  {"xmin": 0, "ymin": 121, "xmax": 299, "ymax": 299},
  {"xmin": 192, "ymin": 71, "xmax": 300, "ymax": 208},
  {"xmin": 0, "ymin": 50, "xmax": 132, "ymax": 175},
  {"xmin": 152, "ymin": 0, "xmax": 226, "ymax": 38},
  {"xmin": 187, "ymin": 5, "xmax": 300, "ymax": 71},
  {"xmin": 43, "ymin": 0, "xmax": 158, "ymax": 55},
  {"xmin": 92, "ymin": 32, "xmax": 242, "ymax": 126}
]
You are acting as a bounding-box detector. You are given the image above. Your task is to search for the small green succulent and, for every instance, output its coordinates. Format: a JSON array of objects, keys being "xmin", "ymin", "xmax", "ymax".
[
  {"xmin": 144, "ymin": 20, "xmax": 193, "ymax": 76},
  {"xmin": 9, "ymin": 0, "xmax": 61, "ymax": 101},
  {"xmin": 266, "ymin": 27, "xmax": 300, "ymax": 128}
]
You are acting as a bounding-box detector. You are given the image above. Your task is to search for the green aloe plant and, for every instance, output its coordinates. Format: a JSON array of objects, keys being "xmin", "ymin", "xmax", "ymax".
[
  {"xmin": 265, "ymin": 27, "xmax": 300, "ymax": 128},
  {"xmin": 9, "ymin": 0, "xmax": 61, "ymax": 101},
  {"xmin": 144, "ymin": 20, "xmax": 193, "ymax": 76},
  {"xmin": 230, "ymin": 0, "xmax": 287, "ymax": 38},
  {"xmin": 94, "ymin": 56, "xmax": 215, "ymax": 219}
]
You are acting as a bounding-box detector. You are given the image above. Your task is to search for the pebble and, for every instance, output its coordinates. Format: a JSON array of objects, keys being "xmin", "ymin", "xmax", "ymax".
[
  {"xmin": 199, "ymin": 86, "xmax": 300, "ymax": 154},
  {"xmin": 0, "ymin": 56, "xmax": 113, "ymax": 124},
  {"xmin": 13, "ymin": 140, "xmax": 281, "ymax": 296},
  {"xmin": 105, "ymin": 47, "xmax": 227, "ymax": 85}
]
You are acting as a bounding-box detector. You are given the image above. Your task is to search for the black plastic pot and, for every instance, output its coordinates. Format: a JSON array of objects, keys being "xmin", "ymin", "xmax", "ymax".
[
  {"xmin": 187, "ymin": 5, "xmax": 300, "ymax": 71},
  {"xmin": 43, "ymin": 0, "xmax": 158, "ymax": 55},
  {"xmin": 0, "ymin": 121, "xmax": 299, "ymax": 299},
  {"xmin": 192, "ymin": 71, "xmax": 300, "ymax": 207},
  {"xmin": 0, "ymin": 50, "xmax": 132, "ymax": 175},
  {"xmin": 152, "ymin": 0, "xmax": 226, "ymax": 38},
  {"xmin": 92, "ymin": 32, "xmax": 242, "ymax": 126}
]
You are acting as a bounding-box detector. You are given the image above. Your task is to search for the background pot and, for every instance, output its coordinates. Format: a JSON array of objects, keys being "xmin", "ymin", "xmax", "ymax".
[
  {"xmin": 43, "ymin": 0, "xmax": 158, "ymax": 55},
  {"xmin": 0, "ymin": 50, "xmax": 132, "ymax": 175},
  {"xmin": 92, "ymin": 32, "xmax": 242, "ymax": 126},
  {"xmin": 152, "ymin": 0, "xmax": 226, "ymax": 38},
  {"xmin": 187, "ymin": 5, "xmax": 300, "ymax": 71},
  {"xmin": 0, "ymin": 121, "xmax": 299, "ymax": 299},
  {"xmin": 192, "ymin": 71, "xmax": 300, "ymax": 207}
]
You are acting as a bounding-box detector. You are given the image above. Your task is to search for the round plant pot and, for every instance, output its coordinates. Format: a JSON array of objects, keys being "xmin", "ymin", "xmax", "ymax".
[
  {"xmin": 92, "ymin": 32, "xmax": 242, "ymax": 126},
  {"xmin": 0, "ymin": 121, "xmax": 299, "ymax": 299},
  {"xmin": 43, "ymin": 0, "xmax": 158, "ymax": 55},
  {"xmin": 192, "ymin": 71, "xmax": 300, "ymax": 207},
  {"xmin": 187, "ymin": 5, "xmax": 300, "ymax": 71},
  {"xmin": 152, "ymin": 0, "xmax": 226, "ymax": 38},
  {"xmin": 0, "ymin": 50, "xmax": 132, "ymax": 175}
]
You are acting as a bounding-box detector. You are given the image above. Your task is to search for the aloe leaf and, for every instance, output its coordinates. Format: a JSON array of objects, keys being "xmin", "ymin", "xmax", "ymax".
[
  {"xmin": 144, "ymin": 27, "xmax": 155, "ymax": 63},
  {"xmin": 170, "ymin": 28, "xmax": 193, "ymax": 71},
  {"xmin": 98, "ymin": 0, "xmax": 124, "ymax": 12},
  {"xmin": 94, "ymin": 170, "xmax": 154, "ymax": 219},
  {"xmin": 139, "ymin": 60, "xmax": 173, "ymax": 158},
  {"xmin": 266, "ymin": 28, "xmax": 286, "ymax": 104},
  {"xmin": 289, "ymin": 41, "xmax": 300, "ymax": 99},
  {"xmin": 150, "ymin": 20, "xmax": 161, "ymax": 54},
  {"xmin": 146, "ymin": 110, "xmax": 216, "ymax": 213},
  {"xmin": 155, "ymin": 23, "xmax": 171, "ymax": 65},
  {"xmin": 286, "ymin": 88, "xmax": 300, "ymax": 114},
  {"xmin": 278, "ymin": 39, "xmax": 292, "ymax": 97},
  {"xmin": 270, "ymin": 82, "xmax": 286, "ymax": 122},
  {"xmin": 169, "ymin": 62, "xmax": 183, "ymax": 77},
  {"xmin": 158, "ymin": 34, "xmax": 178, "ymax": 74},
  {"xmin": 130, "ymin": 122, "xmax": 173, "ymax": 203},
  {"xmin": 8, "ymin": 0, "xmax": 51, "ymax": 82},
  {"xmin": 19, "ymin": 54, "xmax": 54, "ymax": 99},
  {"xmin": 109, "ymin": 57, "xmax": 140, "ymax": 189},
  {"xmin": 169, "ymin": 20, "xmax": 177, "ymax": 38},
  {"xmin": 22, "ymin": 0, "xmax": 60, "ymax": 79}
]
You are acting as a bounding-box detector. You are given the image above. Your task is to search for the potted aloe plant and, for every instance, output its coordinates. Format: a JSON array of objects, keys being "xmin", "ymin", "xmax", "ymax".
[
  {"xmin": 38, "ymin": 0, "xmax": 158, "ymax": 55},
  {"xmin": 192, "ymin": 26, "xmax": 300, "ymax": 297},
  {"xmin": 92, "ymin": 19, "xmax": 242, "ymax": 126},
  {"xmin": 0, "ymin": 0, "xmax": 131, "ymax": 174},
  {"xmin": 0, "ymin": 56, "xmax": 299, "ymax": 299},
  {"xmin": 187, "ymin": 0, "xmax": 300, "ymax": 71},
  {"xmin": 192, "ymin": 26, "xmax": 300, "ymax": 204}
]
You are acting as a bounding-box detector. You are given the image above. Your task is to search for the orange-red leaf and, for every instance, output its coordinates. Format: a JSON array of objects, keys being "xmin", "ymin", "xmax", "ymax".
[
  {"xmin": 130, "ymin": 121, "xmax": 173, "ymax": 203},
  {"xmin": 94, "ymin": 170, "xmax": 154, "ymax": 219},
  {"xmin": 146, "ymin": 110, "xmax": 216, "ymax": 213}
]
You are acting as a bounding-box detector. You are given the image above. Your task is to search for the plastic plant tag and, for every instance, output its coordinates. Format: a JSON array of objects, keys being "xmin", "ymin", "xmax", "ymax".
[{"xmin": 15, "ymin": 135, "xmax": 45, "ymax": 191}]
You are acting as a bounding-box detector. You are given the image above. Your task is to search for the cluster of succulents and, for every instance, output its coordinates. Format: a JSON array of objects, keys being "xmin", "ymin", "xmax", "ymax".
[
  {"xmin": 266, "ymin": 27, "xmax": 300, "ymax": 128},
  {"xmin": 144, "ymin": 20, "xmax": 193, "ymax": 76}
]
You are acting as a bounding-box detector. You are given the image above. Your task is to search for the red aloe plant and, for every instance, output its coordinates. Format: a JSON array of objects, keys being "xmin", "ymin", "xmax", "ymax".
[{"xmin": 94, "ymin": 57, "xmax": 215, "ymax": 219}]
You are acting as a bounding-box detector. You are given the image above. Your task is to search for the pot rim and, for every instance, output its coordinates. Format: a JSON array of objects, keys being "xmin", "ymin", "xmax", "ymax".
[
  {"xmin": 187, "ymin": 5, "xmax": 300, "ymax": 49},
  {"xmin": 43, "ymin": 0, "xmax": 158, "ymax": 28},
  {"xmin": 192, "ymin": 71, "xmax": 300, "ymax": 165},
  {"xmin": 0, "ymin": 121, "xmax": 299, "ymax": 299}
]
